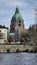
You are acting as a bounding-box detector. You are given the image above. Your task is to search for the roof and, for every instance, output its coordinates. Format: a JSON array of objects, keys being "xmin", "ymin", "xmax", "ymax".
[
  {"xmin": 12, "ymin": 13, "xmax": 23, "ymax": 21},
  {"xmin": 12, "ymin": 7, "xmax": 23, "ymax": 21},
  {"xmin": 0, "ymin": 25, "xmax": 8, "ymax": 29},
  {"xmin": 9, "ymin": 33, "xmax": 15, "ymax": 35}
]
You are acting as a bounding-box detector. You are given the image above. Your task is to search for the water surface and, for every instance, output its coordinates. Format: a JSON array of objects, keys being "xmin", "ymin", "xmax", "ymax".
[{"xmin": 0, "ymin": 53, "xmax": 37, "ymax": 65}]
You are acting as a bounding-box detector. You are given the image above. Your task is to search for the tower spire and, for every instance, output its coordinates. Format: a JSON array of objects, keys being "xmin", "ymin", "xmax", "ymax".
[{"xmin": 15, "ymin": 6, "xmax": 19, "ymax": 14}]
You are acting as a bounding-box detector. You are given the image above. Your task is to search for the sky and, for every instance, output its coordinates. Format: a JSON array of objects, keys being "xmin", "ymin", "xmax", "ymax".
[{"xmin": 0, "ymin": 0, "xmax": 37, "ymax": 29}]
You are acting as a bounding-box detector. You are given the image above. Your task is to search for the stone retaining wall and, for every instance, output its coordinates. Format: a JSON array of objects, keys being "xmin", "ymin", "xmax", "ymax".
[{"xmin": 0, "ymin": 45, "xmax": 33, "ymax": 53}]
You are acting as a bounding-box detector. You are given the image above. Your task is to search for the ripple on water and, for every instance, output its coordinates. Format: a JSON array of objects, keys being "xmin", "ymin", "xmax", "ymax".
[{"xmin": 0, "ymin": 53, "xmax": 37, "ymax": 65}]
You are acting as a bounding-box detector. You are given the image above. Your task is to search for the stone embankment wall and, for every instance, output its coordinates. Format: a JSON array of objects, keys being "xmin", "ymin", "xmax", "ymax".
[{"xmin": 0, "ymin": 45, "xmax": 33, "ymax": 53}]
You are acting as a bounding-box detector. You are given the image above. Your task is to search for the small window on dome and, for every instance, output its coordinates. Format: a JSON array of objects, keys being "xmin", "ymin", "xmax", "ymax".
[
  {"xmin": 18, "ymin": 20, "xmax": 21, "ymax": 26},
  {"xmin": 19, "ymin": 20, "xmax": 21, "ymax": 23}
]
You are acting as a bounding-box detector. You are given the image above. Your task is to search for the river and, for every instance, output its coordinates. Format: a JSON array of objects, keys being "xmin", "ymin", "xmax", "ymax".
[{"xmin": 0, "ymin": 53, "xmax": 37, "ymax": 65}]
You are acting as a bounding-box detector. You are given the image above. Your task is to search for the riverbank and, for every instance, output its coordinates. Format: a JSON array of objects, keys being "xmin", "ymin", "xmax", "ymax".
[
  {"xmin": 0, "ymin": 44, "xmax": 37, "ymax": 53},
  {"xmin": 0, "ymin": 49, "xmax": 37, "ymax": 53}
]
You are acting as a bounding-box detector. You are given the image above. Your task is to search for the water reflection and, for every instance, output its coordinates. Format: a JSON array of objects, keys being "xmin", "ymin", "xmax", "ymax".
[{"xmin": 0, "ymin": 53, "xmax": 37, "ymax": 65}]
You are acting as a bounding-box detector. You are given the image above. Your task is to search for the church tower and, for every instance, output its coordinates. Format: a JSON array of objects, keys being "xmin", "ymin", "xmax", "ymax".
[{"xmin": 10, "ymin": 7, "xmax": 24, "ymax": 33}]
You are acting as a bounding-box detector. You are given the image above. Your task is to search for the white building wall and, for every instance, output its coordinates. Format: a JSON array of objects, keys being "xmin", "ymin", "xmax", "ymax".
[{"xmin": 0, "ymin": 28, "xmax": 8, "ymax": 44}]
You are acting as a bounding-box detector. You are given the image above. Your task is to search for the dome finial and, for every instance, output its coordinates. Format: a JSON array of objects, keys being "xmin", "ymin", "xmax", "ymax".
[{"xmin": 15, "ymin": 6, "xmax": 19, "ymax": 14}]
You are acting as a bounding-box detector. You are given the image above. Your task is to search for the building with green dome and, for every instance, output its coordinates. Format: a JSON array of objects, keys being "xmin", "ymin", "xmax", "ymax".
[
  {"xmin": 10, "ymin": 7, "xmax": 24, "ymax": 33},
  {"xmin": 9, "ymin": 7, "xmax": 25, "ymax": 43}
]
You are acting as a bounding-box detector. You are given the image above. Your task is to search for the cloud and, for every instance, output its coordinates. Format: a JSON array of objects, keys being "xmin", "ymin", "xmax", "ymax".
[
  {"xmin": 0, "ymin": 18, "xmax": 10, "ymax": 27},
  {"xmin": 0, "ymin": 0, "xmax": 37, "ymax": 29},
  {"xmin": 0, "ymin": 0, "xmax": 27, "ymax": 8}
]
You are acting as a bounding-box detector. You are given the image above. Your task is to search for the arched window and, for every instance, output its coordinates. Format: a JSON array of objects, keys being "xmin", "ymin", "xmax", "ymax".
[{"xmin": 18, "ymin": 20, "xmax": 21, "ymax": 26}]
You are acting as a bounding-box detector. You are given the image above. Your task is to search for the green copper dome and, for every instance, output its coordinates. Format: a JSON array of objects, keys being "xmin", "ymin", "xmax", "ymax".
[
  {"xmin": 12, "ymin": 7, "xmax": 23, "ymax": 21},
  {"xmin": 12, "ymin": 13, "xmax": 23, "ymax": 20}
]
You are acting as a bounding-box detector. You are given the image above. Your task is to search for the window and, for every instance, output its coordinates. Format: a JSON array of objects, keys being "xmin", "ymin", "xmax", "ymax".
[
  {"xmin": 18, "ymin": 20, "xmax": 21, "ymax": 26},
  {"xmin": 0, "ymin": 33, "xmax": 4, "ymax": 39},
  {"xmin": 0, "ymin": 30, "xmax": 1, "ymax": 32},
  {"xmin": 18, "ymin": 24, "xmax": 21, "ymax": 26},
  {"xmin": 19, "ymin": 20, "xmax": 21, "ymax": 24},
  {"xmin": 4, "ymin": 30, "xmax": 6, "ymax": 32}
]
